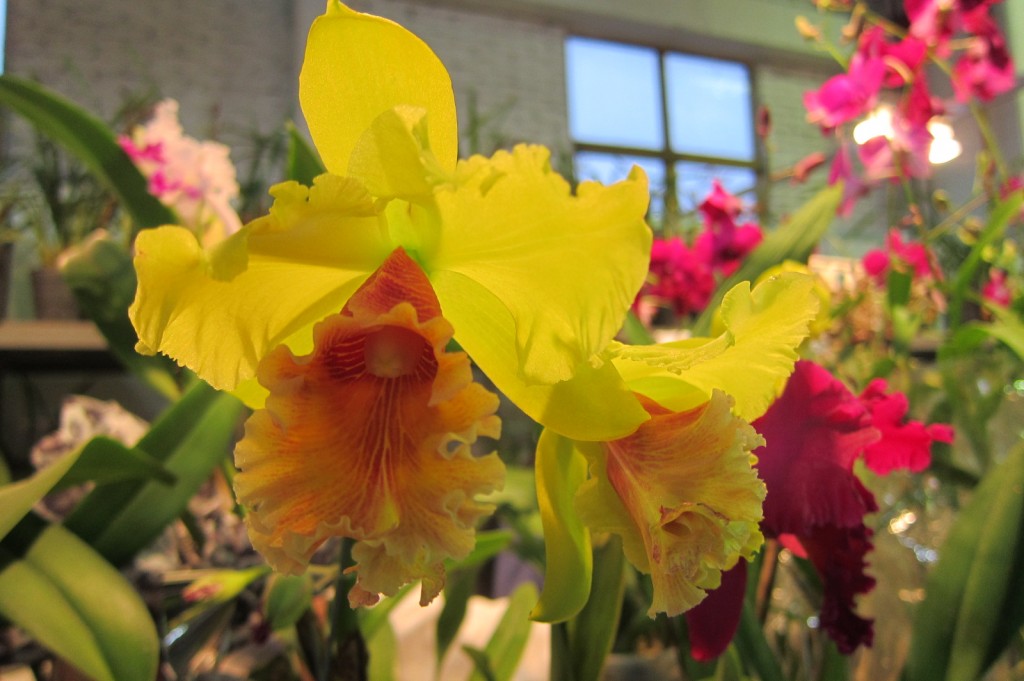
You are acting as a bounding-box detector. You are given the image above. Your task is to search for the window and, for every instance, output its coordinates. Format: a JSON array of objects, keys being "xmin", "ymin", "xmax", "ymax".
[
  {"xmin": 565, "ymin": 36, "xmax": 758, "ymax": 228},
  {"xmin": 0, "ymin": 0, "xmax": 6, "ymax": 73}
]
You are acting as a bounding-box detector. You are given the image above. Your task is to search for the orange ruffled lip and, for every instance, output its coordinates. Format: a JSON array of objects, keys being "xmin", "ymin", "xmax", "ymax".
[
  {"xmin": 576, "ymin": 391, "xmax": 765, "ymax": 618},
  {"xmin": 233, "ymin": 248, "xmax": 504, "ymax": 606}
]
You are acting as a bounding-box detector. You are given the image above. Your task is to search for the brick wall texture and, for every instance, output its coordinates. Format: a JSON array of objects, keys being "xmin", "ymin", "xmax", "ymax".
[{"xmin": 4, "ymin": 0, "xmax": 832, "ymax": 217}]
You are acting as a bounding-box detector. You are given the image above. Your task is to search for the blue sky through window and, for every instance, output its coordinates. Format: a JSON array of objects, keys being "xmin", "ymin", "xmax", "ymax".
[
  {"xmin": 566, "ymin": 36, "xmax": 756, "ymax": 223},
  {"xmin": 565, "ymin": 37, "xmax": 663, "ymax": 149},
  {"xmin": 665, "ymin": 53, "xmax": 754, "ymax": 161}
]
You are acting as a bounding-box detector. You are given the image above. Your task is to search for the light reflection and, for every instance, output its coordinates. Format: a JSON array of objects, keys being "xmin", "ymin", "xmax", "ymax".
[{"xmin": 852, "ymin": 105, "xmax": 962, "ymax": 164}]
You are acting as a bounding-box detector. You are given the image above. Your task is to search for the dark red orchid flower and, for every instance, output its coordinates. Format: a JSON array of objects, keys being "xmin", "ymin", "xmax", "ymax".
[{"xmin": 685, "ymin": 361, "xmax": 953, "ymax": 658}]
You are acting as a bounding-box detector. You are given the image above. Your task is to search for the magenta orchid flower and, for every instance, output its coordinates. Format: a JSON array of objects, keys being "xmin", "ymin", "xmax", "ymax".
[
  {"xmin": 859, "ymin": 379, "xmax": 955, "ymax": 474},
  {"xmin": 982, "ymin": 269, "xmax": 1013, "ymax": 307},
  {"xmin": 906, "ymin": 0, "xmax": 1000, "ymax": 52},
  {"xmin": 951, "ymin": 16, "xmax": 1016, "ymax": 103},
  {"xmin": 805, "ymin": 57, "xmax": 886, "ymax": 132},
  {"xmin": 696, "ymin": 181, "xmax": 763, "ymax": 276},
  {"xmin": 634, "ymin": 236, "xmax": 716, "ymax": 321},
  {"xmin": 862, "ymin": 228, "xmax": 940, "ymax": 285}
]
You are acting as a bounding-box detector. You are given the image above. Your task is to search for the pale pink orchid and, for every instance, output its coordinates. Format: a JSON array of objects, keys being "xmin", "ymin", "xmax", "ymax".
[{"xmin": 120, "ymin": 99, "xmax": 242, "ymax": 243}]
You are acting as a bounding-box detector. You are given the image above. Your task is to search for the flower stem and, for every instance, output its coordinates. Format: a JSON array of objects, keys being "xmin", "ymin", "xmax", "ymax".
[{"xmin": 325, "ymin": 538, "xmax": 368, "ymax": 681}]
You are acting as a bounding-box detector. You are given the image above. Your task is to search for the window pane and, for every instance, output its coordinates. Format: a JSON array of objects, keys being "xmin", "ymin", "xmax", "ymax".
[
  {"xmin": 665, "ymin": 53, "xmax": 754, "ymax": 161},
  {"xmin": 566, "ymin": 37, "xmax": 664, "ymax": 149},
  {"xmin": 576, "ymin": 151, "xmax": 666, "ymax": 221},
  {"xmin": 676, "ymin": 162, "xmax": 757, "ymax": 213}
]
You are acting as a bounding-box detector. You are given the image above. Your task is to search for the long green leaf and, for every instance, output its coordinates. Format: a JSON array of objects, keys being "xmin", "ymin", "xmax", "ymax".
[
  {"xmin": 531, "ymin": 429, "xmax": 592, "ymax": 623},
  {"xmin": 904, "ymin": 439, "xmax": 1024, "ymax": 681},
  {"xmin": 940, "ymin": 305, "xmax": 1024, "ymax": 365},
  {"xmin": 0, "ymin": 517, "xmax": 159, "ymax": 681},
  {"xmin": 568, "ymin": 537, "xmax": 626, "ymax": 681},
  {"xmin": 263, "ymin": 573, "xmax": 313, "ymax": 632},
  {"xmin": 358, "ymin": 583, "xmax": 413, "ymax": 641},
  {"xmin": 437, "ymin": 566, "xmax": 481, "ymax": 670},
  {"xmin": 733, "ymin": 601, "xmax": 785, "ymax": 681},
  {"xmin": 0, "ymin": 448, "xmax": 85, "ymax": 541},
  {"xmin": 0, "ymin": 435, "xmax": 174, "ymax": 541},
  {"xmin": 693, "ymin": 183, "xmax": 842, "ymax": 334},
  {"xmin": 435, "ymin": 530, "xmax": 514, "ymax": 668},
  {"xmin": 366, "ymin": 613, "xmax": 399, "ymax": 681},
  {"xmin": 64, "ymin": 381, "xmax": 245, "ymax": 564},
  {"xmin": 468, "ymin": 582, "xmax": 539, "ymax": 681},
  {"xmin": 0, "ymin": 74, "xmax": 177, "ymax": 230},
  {"xmin": 56, "ymin": 435, "xmax": 176, "ymax": 488},
  {"xmin": 948, "ymin": 190, "xmax": 1024, "ymax": 327}
]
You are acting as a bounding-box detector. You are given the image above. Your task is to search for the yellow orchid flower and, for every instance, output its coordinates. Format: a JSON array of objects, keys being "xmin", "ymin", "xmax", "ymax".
[
  {"xmin": 129, "ymin": 1, "xmax": 651, "ymax": 603},
  {"xmin": 534, "ymin": 273, "xmax": 820, "ymax": 620}
]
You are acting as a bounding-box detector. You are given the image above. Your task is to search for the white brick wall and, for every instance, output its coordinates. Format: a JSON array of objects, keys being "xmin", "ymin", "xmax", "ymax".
[
  {"xmin": 5, "ymin": 0, "xmax": 297, "ymax": 145},
  {"xmin": 3, "ymin": 0, "xmax": 834, "ymax": 217},
  {"xmin": 758, "ymin": 64, "xmax": 837, "ymax": 222}
]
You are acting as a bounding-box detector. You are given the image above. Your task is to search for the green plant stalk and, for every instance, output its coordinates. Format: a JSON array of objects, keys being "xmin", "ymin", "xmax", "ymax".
[{"xmin": 327, "ymin": 538, "xmax": 367, "ymax": 681}]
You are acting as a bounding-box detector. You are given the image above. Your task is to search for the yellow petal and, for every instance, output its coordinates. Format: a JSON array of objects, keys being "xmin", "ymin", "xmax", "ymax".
[
  {"xmin": 428, "ymin": 146, "xmax": 651, "ymax": 385},
  {"xmin": 348, "ymin": 106, "xmax": 443, "ymax": 201},
  {"xmin": 233, "ymin": 249, "xmax": 503, "ymax": 606},
  {"xmin": 575, "ymin": 392, "xmax": 765, "ymax": 617},
  {"xmin": 432, "ymin": 268, "xmax": 649, "ymax": 440},
  {"xmin": 613, "ymin": 272, "xmax": 819, "ymax": 422},
  {"xmin": 130, "ymin": 175, "xmax": 393, "ymax": 391},
  {"xmin": 300, "ymin": 0, "xmax": 458, "ymax": 175},
  {"xmin": 752, "ymin": 260, "xmax": 832, "ymax": 337}
]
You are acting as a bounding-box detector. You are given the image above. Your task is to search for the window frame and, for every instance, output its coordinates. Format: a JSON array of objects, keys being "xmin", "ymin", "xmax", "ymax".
[{"xmin": 565, "ymin": 35, "xmax": 763, "ymax": 224}]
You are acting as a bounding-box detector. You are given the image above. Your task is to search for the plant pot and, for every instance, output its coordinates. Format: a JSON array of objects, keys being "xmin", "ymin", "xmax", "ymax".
[{"xmin": 31, "ymin": 266, "xmax": 80, "ymax": 319}]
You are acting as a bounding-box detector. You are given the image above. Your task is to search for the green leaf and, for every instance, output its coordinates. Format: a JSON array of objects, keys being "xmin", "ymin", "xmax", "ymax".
[
  {"xmin": 366, "ymin": 614, "xmax": 398, "ymax": 681},
  {"xmin": 886, "ymin": 269, "xmax": 913, "ymax": 309},
  {"xmin": 468, "ymin": 582, "xmax": 538, "ymax": 681},
  {"xmin": 60, "ymin": 237, "xmax": 180, "ymax": 399},
  {"xmin": 733, "ymin": 600, "xmax": 785, "ymax": 681},
  {"xmin": 0, "ymin": 74, "xmax": 177, "ymax": 230},
  {"xmin": 463, "ymin": 646, "xmax": 498, "ymax": 681},
  {"xmin": 949, "ymin": 190, "xmax": 1024, "ymax": 327},
  {"xmin": 693, "ymin": 183, "xmax": 842, "ymax": 334},
  {"xmin": 0, "ymin": 517, "xmax": 159, "ymax": 681},
  {"xmin": 712, "ymin": 647, "xmax": 747, "ymax": 681},
  {"xmin": 358, "ymin": 583, "xmax": 413, "ymax": 641},
  {"xmin": 64, "ymin": 381, "xmax": 245, "ymax": 565},
  {"xmin": 531, "ymin": 429, "xmax": 592, "ymax": 623},
  {"xmin": 567, "ymin": 537, "xmax": 626, "ymax": 681},
  {"xmin": 904, "ymin": 438, "xmax": 1024, "ymax": 681},
  {"xmin": 0, "ymin": 435, "xmax": 173, "ymax": 541},
  {"xmin": 264, "ymin": 573, "xmax": 313, "ymax": 632},
  {"xmin": 57, "ymin": 435, "xmax": 176, "ymax": 489},
  {"xmin": 435, "ymin": 530, "xmax": 514, "ymax": 669},
  {"xmin": 437, "ymin": 566, "xmax": 480, "ymax": 670},
  {"xmin": 0, "ymin": 445, "xmax": 88, "ymax": 541},
  {"xmin": 286, "ymin": 121, "xmax": 326, "ymax": 185},
  {"xmin": 448, "ymin": 530, "xmax": 514, "ymax": 571},
  {"xmin": 940, "ymin": 307, "xmax": 1024, "ymax": 364}
]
